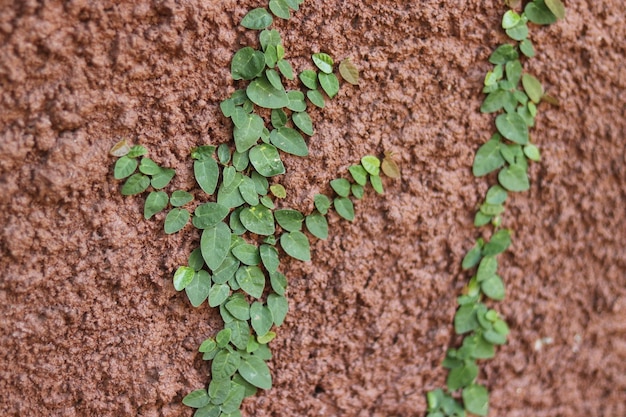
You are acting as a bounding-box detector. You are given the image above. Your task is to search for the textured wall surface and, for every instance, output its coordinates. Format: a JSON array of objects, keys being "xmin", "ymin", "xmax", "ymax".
[{"xmin": 1, "ymin": 1, "xmax": 624, "ymax": 416}]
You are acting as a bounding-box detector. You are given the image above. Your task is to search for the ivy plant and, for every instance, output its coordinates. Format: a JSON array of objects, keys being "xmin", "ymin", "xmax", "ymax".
[
  {"xmin": 425, "ymin": 1, "xmax": 565, "ymax": 416},
  {"xmin": 110, "ymin": 1, "xmax": 398, "ymax": 416}
]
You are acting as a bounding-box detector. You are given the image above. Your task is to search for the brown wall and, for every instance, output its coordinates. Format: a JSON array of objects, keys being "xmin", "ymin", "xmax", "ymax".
[{"xmin": 1, "ymin": 1, "xmax": 624, "ymax": 416}]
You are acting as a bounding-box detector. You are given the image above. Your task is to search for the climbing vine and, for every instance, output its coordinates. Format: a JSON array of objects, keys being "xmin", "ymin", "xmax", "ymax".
[
  {"xmin": 110, "ymin": 1, "xmax": 396, "ymax": 416},
  {"xmin": 425, "ymin": 1, "xmax": 565, "ymax": 416}
]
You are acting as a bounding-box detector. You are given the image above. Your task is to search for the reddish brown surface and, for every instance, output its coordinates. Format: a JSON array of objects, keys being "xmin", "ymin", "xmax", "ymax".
[{"xmin": 1, "ymin": 1, "xmax": 624, "ymax": 416}]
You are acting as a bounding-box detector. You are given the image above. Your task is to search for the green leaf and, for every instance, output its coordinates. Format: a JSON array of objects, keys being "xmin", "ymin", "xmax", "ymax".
[
  {"xmin": 121, "ymin": 173, "xmax": 150, "ymax": 195},
  {"xmin": 520, "ymin": 39, "xmax": 535, "ymax": 58},
  {"xmin": 241, "ymin": 8, "xmax": 273, "ymax": 29},
  {"xmin": 238, "ymin": 176, "xmax": 259, "ymax": 207},
  {"xmin": 201, "ymin": 222, "xmax": 231, "ymax": 271},
  {"xmin": 265, "ymin": 68, "xmax": 285, "ymax": 90},
  {"xmin": 318, "ymin": 73, "xmax": 339, "ymax": 98},
  {"xmin": 249, "ymin": 144, "xmax": 286, "ymax": 177},
  {"xmin": 269, "ymin": 271, "xmax": 287, "ymax": 296},
  {"xmin": 334, "ymin": 197, "xmax": 355, "ymax": 221},
  {"xmin": 212, "ymin": 349, "xmax": 241, "ymax": 381},
  {"xmin": 259, "ymin": 29, "xmax": 281, "ymax": 51},
  {"xmin": 240, "ymin": 204, "xmax": 275, "ymax": 236},
  {"xmin": 139, "ymin": 158, "xmax": 161, "ymax": 175},
  {"xmin": 198, "ymin": 338, "xmax": 217, "ymax": 353},
  {"xmin": 182, "ymin": 389, "xmax": 211, "ymax": 408},
  {"xmin": 339, "ymin": 58, "xmax": 359, "ymax": 85},
  {"xmin": 220, "ymin": 383, "xmax": 245, "ymax": 413},
  {"xmin": 502, "ymin": 10, "xmax": 521, "ymax": 29},
  {"xmin": 522, "ymin": 73, "xmax": 543, "ymax": 103},
  {"xmin": 446, "ymin": 360, "xmax": 478, "ymax": 391},
  {"xmin": 361, "ymin": 155, "xmax": 381, "ymax": 176},
  {"xmin": 270, "ymin": 127, "xmax": 308, "ymax": 156},
  {"xmin": 274, "ymin": 209, "xmax": 304, "ymax": 232},
  {"xmin": 484, "ymin": 329, "xmax": 507, "ymax": 345},
  {"xmin": 454, "ymin": 303, "xmax": 478, "ymax": 334},
  {"xmin": 217, "ymin": 144, "xmax": 232, "ymax": 165},
  {"xmin": 216, "ymin": 328, "xmax": 232, "ymax": 348},
  {"xmin": 225, "ymin": 293, "xmax": 251, "ymax": 320},
  {"xmin": 144, "ymin": 191, "xmax": 169, "ymax": 219},
  {"xmin": 232, "ymin": 243, "xmax": 261, "ymax": 266},
  {"xmin": 299, "ymin": 70, "xmax": 318, "ymax": 89},
  {"xmin": 184, "ymin": 270, "xmax": 211, "ymax": 307},
  {"xmin": 226, "ymin": 319, "xmax": 251, "ymax": 350},
  {"xmin": 271, "ymin": 108, "xmax": 287, "ymax": 129},
  {"xmin": 114, "ymin": 156, "xmax": 138, "ymax": 179},
  {"xmin": 483, "ymin": 229, "xmax": 512, "ymax": 256},
  {"xmin": 489, "ymin": 44, "xmax": 519, "ymax": 65},
  {"xmin": 208, "ymin": 378, "xmax": 231, "ymax": 405},
  {"xmin": 505, "ymin": 60, "xmax": 523, "ymax": 86},
  {"xmin": 545, "ymin": 0, "xmax": 566, "ymax": 19},
  {"xmin": 150, "ymin": 168, "xmax": 175, "ymax": 189},
  {"xmin": 164, "ymin": 208, "xmax": 190, "ymax": 234},
  {"xmin": 330, "ymin": 178, "xmax": 351, "ymax": 197},
  {"xmin": 232, "ymin": 150, "xmax": 250, "ymax": 172},
  {"xmin": 481, "ymin": 275, "xmax": 506, "ymax": 300},
  {"xmin": 477, "ymin": 256, "xmax": 497, "ymax": 282},
  {"xmin": 505, "ymin": 21, "xmax": 529, "ymax": 41},
  {"xmin": 474, "ymin": 211, "xmax": 492, "ymax": 227},
  {"xmin": 307, "ymin": 89, "xmax": 325, "ymax": 108},
  {"xmin": 493, "ymin": 318, "xmax": 510, "ymax": 336},
  {"xmin": 370, "ymin": 174, "xmax": 384, "ymax": 194},
  {"xmin": 348, "ymin": 164, "xmax": 368, "ymax": 185},
  {"xmin": 250, "ymin": 302, "xmax": 274, "ymax": 336},
  {"xmin": 314, "ymin": 194, "xmax": 331, "ymax": 215},
  {"xmin": 280, "ymin": 231, "xmax": 311, "ymax": 261},
  {"xmin": 193, "ymin": 202, "xmax": 230, "ymax": 229},
  {"xmin": 194, "ymin": 404, "xmax": 221, "ymax": 417},
  {"xmin": 231, "ymin": 47, "xmax": 266, "ymax": 80},
  {"xmin": 236, "ymin": 266, "xmax": 266, "ymax": 299},
  {"xmin": 480, "ymin": 203, "xmax": 504, "ymax": 216},
  {"xmin": 269, "ymin": 0, "xmax": 290, "ymax": 19},
  {"xmin": 269, "ymin": 184, "xmax": 286, "ymax": 198},
  {"xmin": 125, "ymin": 144, "xmax": 147, "ymax": 158},
  {"xmin": 170, "ymin": 190, "xmax": 193, "ymax": 207},
  {"xmin": 525, "ymin": 0, "xmax": 557, "ymax": 25},
  {"xmin": 188, "ymin": 247, "xmax": 205, "ymax": 271},
  {"xmin": 173, "ymin": 266, "xmax": 195, "ymax": 291},
  {"xmin": 247, "ymin": 78, "xmax": 289, "ymax": 109},
  {"xmin": 234, "ymin": 113, "xmax": 265, "ymax": 153},
  {"xmin": 267, "ymin": 293, "xmax": 289, "ymax": 326},
  {"xmin": 495, "ymin": 112, "xmax": 529, "ymax": 144},
  {"xmin": 312, "ymin": 53, "xmax": 334, "ymax": 74},
  {"xmin": 351, "ymin": 183, "xmax": 364, "ymax": 199},
  {"xmin": 498, "ymin": 164, "xmax": 530, "ymax": 192},
  {"xmin": 260, "ymin": 244, "xmax": 279, "ymax": 272},
  {"xmin": 191, "ymin": 145, "xmax": 216, "ymax": 161},
  {"xmin": 481, "ymin": 89, "xmax": 508, "ymax": 113},
  {"xmin": 306, "ymin": 213, "xmax": 328, "ymax": 240},
  {"xmin": 462, "ymin": 384, "xmax": 489, "ymax": 416},
  {"xmin": 238, "ymin": 356, "xmax": 272, "ymax": 389},
  {"xmin": 485, "ymin": 185, "xmax": 508, "ymax": 205},
  {"xmin": 277, "ymin": 59, "xmax": 295, "ymax": 81},
  {"xmin": 286, "ymin": 91, "xmax": 306, "ymax": 113},
  {"xmin": 208, "ymin": 283, "xmax": 230, "ymax": 307},
  {"xmin": 292, "ymin": 112, "xmax": 314, "ymax": 136},
  {"xmin": 194, "ymin": 158, "xmax": 219, "ymax": 195},
  {"xmin": 461, "ymin": 240, "xmax": 483, "ymax": 270},
  {"xmin": 524, "ymin": 144, "xmax": 541, "ymax": 161}
]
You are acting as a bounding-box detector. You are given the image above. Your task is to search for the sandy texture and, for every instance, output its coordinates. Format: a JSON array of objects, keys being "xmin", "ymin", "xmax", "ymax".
[{"xmin": 1, "ymin": 0, "xmax": 624, "ymax": 416}]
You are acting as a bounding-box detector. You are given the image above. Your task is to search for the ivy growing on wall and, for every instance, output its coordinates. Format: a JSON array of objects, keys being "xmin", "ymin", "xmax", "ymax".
[
  {"xmin": 425, "ymin": 1, "xmax": 565, "ymax": 416},
  {"xmin": 110, "ymin": 1, "xmax": 397, "ymax": 416}
]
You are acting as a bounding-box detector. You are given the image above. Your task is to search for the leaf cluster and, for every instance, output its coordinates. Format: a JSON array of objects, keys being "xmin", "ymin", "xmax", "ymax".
[
  {"xmin": 428, "ymin": 2, "xmax": 565, "ymax": 416},
  {"xmin": 109, "ymin": 2, "xmax": 388, "ymax": 416}
]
